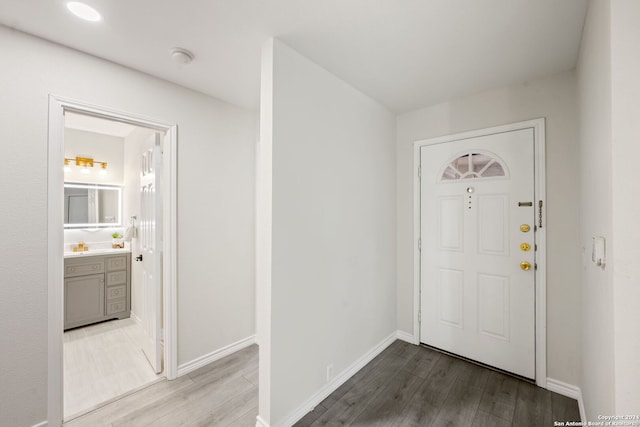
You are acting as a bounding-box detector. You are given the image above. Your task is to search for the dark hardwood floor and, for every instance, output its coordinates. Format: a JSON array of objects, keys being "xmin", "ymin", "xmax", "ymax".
[{"xmin": 294, "ymin": 340, "xmax": 580, "ymax": 427}]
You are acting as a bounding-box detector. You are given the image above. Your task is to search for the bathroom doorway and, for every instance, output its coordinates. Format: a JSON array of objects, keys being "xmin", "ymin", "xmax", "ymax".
[{"xmin": 47, "ymin": 97, "xmax": 178, "ymax": 425}]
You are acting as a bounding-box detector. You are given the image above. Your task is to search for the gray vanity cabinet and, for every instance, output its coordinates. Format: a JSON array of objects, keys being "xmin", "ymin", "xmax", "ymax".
[{"xmin": 64, "ymin": 253, "xmax": 131, "ymax": 330}]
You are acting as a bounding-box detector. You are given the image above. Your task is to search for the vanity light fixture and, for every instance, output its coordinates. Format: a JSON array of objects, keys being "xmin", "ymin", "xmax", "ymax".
[
  {"xmin": 67, "ymin": 1, "xmax": 102, "ymax": 22},
  {"xmin": 64, "ymin": 156, "xmax": 108, "ymax": 175}
]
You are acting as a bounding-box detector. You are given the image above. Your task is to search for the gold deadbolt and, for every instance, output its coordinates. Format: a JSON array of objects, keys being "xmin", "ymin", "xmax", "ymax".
[
  {"xmin": 520, "ymin": 224, "xmax": 531, "ymax": 232},
  {"xmin": 520, "ymin": 243, "xmax": 531, "ymax": 252},
  {"xmin": 520, "ymin": 261, "xmax": 532, "ymax": 271}
]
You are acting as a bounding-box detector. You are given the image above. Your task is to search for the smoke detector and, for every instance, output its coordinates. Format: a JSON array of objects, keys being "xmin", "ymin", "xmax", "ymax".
[{"xmin": 170, "ymin": 48, "xmax": 194, "ymax": 65}]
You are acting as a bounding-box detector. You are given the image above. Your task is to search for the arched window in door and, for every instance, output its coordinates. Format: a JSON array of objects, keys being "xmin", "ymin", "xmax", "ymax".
[{"xmin": 440, "ymin": 151, "xmax": 508, "ymax": 181}]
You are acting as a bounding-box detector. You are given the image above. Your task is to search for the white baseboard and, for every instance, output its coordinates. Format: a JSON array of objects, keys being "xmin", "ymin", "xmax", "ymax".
[
  {"xmin": 255, "ymin": 415, "xmax": 269, "ymax": 427},
  {"xmin": 546, "ymin": 377, "xmax": 585, "ymax": 422},
  {"xmin": 274, "ymin": 331, "xmax": 398, "ymax": 427},
  {"xmin": 396, "ymin": 330, "xmax": 418, "ymax": 345},
  {"xmin": 130, "ymin": 311, "xmax": 142, "ymax": 326},
  {"xmin": 177, "ymin": 335, "xmax": 256, "ymax": 377},
  {"xmin": 32, "ymin": 422, "xmax": 47, "ymax": 427}
]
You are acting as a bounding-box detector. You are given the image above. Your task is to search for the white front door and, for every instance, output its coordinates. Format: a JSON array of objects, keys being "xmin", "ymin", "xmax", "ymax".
[
  {"xmin": 138, "ymin": 133, "xmax": 163, "ymax": 373},
  {"xmin": 420, "ymin": 128, "xmax": 536, "ymax": 379}
]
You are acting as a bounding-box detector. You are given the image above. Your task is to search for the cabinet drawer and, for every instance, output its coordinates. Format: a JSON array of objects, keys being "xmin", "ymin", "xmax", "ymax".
[
  {"xmin": 65, "ymin": 260, "xmax": 104, "ymax": 277},
  {"xmin": 107, "ymin": 285, "xmax": 126, "ymax": 301},
  {"xmin": 106, "ymin": 256, "xmax": 128, "ymax": 271},
  {"xmin": 107, "ymin": 299, "xmax": 126, "ymax": 315},
  {"xmin": 106, "ymin": 271, "xmax": 127, "ymax": 286}
]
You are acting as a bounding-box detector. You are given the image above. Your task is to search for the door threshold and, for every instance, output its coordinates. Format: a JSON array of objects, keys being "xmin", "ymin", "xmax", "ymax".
[
  {"xmin": 62, "ymin": 376, "xmax": 165, "ymax": 424},
  {"xmin": 419, "ymin": 342, "xmax": 535, "ymax": 384}
]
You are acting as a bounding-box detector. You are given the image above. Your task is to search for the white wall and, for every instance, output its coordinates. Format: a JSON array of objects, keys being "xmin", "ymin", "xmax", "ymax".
[
  {"xmin": 609, "ymin": 0, "xmax": 640, "ymax": 414},
  {"xmin": 576, "ymin": 0, "xmax": 615, "ymax": 418},
  {"xmin": 0, "ymin": 26, "xmax": 256, "ymax": 427},
  {"xmin": 577, "ymin": 1, "xmax": 640, "ymax": 415},
  {"xmin": 396, "ymin": 70, "xmax": 582, "ymax": 387},
  {"xmin": 64, "ymin": 128, "xmax": 125, "ymax": 185},
  {"xmin": 258, "ymin": 39, "xmax": 397, "ymax": 426}
]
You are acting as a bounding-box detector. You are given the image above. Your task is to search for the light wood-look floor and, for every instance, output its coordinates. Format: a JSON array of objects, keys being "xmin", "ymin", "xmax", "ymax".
[
  {"xmin": 295, "ymin": 340, "xmax": 581, "ymax": 427},
  {"xmin": 64, "ymin": 344, "xmax": 259, "ymax": 427},
  {"xmin": 64, "ymin": 318, "xmax": 163, "ymax": 418}
]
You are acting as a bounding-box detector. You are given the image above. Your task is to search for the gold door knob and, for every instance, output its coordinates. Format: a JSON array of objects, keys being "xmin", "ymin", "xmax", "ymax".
[
  {"xmin": 520, "ymin": 243, "xmax": 531, "ymax": 251},
  {"xmin": 520, "ymin": 261, "xmax": 531, "ymax": 271},
  {"xmin": 520, "ymin": 224, "xmax": 531, "ymax": 232}
]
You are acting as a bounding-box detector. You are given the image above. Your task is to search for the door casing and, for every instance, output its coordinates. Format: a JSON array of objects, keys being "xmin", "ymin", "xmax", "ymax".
[
  {"xmin": 412, "ymin": 118, "xmax": 547, "ymax": 387},
  {"xmin": 47, "ymin": 96, "xmax": 178, "ymax": 425}
]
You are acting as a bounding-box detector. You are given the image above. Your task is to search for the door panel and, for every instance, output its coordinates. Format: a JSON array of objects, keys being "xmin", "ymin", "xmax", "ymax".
[
  {"xmin": 477, "ymin": 194, "xmax": 508, "ymax": 255},
  {"xmin": 420, "ymin": 128, "xmax": 536, "ymax": 379},
  {"xmin": 138, "ymin": 133, "xmax": 163, "ymax": 374},
  {"xmin": 438, "ymin": 197, "xmax": 464, "ymax": 250},
  {"xmin": 438, "ymin": 269, "xmax": 464, "ymax": 328},
  {"xmin": 477, "ymin": 273, "xmax": 510, "ymax": 340}
]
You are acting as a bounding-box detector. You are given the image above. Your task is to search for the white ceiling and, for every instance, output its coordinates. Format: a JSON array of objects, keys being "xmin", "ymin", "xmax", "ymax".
[{"xmin": 0, "ymin": 0, "xmax": 588, "ymax": 113}]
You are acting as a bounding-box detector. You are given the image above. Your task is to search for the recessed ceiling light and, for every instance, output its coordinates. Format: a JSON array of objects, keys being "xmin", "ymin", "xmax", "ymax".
[
  {"xmin": 170, "ymin": 48, "xmax": 194, "ymax": 65},
  {"xmin": 67, "ymin": 2, "xmax": 102, "ymax": 22}
]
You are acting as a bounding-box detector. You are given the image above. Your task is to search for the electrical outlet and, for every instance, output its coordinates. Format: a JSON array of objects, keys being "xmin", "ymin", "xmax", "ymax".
[{"xmin": 326, "ymin": 364, "xmax": 334, "ymax": 383}]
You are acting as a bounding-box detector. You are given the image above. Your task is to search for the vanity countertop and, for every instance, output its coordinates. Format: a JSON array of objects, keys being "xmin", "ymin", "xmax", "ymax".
[{"xmin": 64, "ymin": 247, "xmax": 131, "ymax": 259}]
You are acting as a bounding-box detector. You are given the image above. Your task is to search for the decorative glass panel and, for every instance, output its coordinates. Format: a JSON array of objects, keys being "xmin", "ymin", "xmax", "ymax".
[
  {"xmin": 442, "ymin": 166, "xmax": 460, "ymax": 180},
  {"xmin": 472, "ymin": 153, "xmax": 493, "ymax": 173},
  {"xmin": 440, "ymin": 152, "xmax": 506, "ymax": 181}
]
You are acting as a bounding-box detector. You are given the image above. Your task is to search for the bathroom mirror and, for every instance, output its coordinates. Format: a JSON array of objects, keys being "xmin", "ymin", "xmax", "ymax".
[{"xmin": 64, "ymin": 183, "xmax": 122, "ymax": 228}]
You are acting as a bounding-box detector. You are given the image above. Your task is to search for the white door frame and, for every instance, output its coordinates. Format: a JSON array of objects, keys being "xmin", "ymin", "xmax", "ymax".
[
  {"xmin": 412, "ymin": 118, "xmax": 547, "ymax": 387},
  {"xmin": 47, "ymin": 95, "xmax": 178, "ymax": 425}
]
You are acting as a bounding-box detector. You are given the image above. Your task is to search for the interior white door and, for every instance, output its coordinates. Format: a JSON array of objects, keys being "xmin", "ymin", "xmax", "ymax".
[
  {"xmin": 420, "ymin": 128, "xmax": 536, "ymax": 379},
  {"xmin": 138, "ymin": 133, "xmax": 163, "ymax": 374}
]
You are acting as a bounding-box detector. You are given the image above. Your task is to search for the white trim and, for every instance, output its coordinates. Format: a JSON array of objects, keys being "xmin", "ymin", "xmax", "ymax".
[
  {"xmin": 412, "ymin": 118, "xmax": 547, "ymax": 387},
  {"xmin": 176, "ymin": 335, "xmax": 257, "ymax": 377},
  {"xmin": 32, "ymin": 421, "xmax": 48, "ymax": 427},
  {"xmin": 163, "ymin": 124, "xmax": 178, "ymax": 381},
  {"xmin": 532, "ymin": 118, "xmax": 547, "ymax": 387},
  {"xmin": 546, "ymin": 378, "xmax": 585, "ymax": 422},
  {"xmin": 47, "ymin": 96, "xmax": 65, "ymax": 427},
  {"xmin": 396, "ymin": 330, "xmax": 419, "ymax": 345},
  {"xmin": 412, "ymin": 140, "xmax": 421, "ymax": 346},
  {"xmin": 130, "ymin": 310, "xmax": 143, "ymax": 327},
  {"xmin": 257, "ymin": 38, "xmax": 275, "ymax": 427},
  {"xmin": 255, "ymin": 415, "xmax": 270, "ymax": 427},
  {"xmin": 274, "ymin": 331, "xmax": 397, "ymax": 427},
  {"xmin": 47, "ymin": 96, "xmax": 179, "ymax": 426}
]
